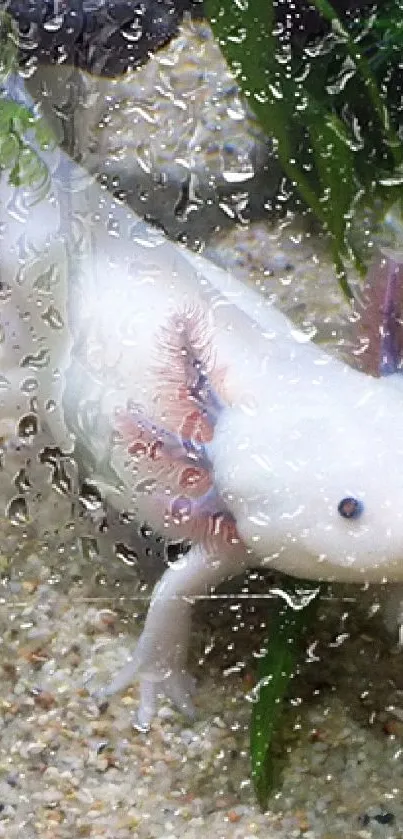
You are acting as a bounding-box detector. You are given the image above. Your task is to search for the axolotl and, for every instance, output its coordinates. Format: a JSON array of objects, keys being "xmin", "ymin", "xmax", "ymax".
[{"xmin": 2, "ymin": 81, "xmax": 403, "ymax": 727}]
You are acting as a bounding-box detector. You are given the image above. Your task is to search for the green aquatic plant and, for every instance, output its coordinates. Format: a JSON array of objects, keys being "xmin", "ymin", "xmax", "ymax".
[
  {"xmin": 0, "ymin": 11, "xmax": 53, "ymax": 185},
  {"xmin": 0, "ymin": 94, "xmax": 53, "ymax": 186},
  {"xmin": 249, "ymin": 582, "xmax": 320, "ymax": 809},
  {"xmin": 206, "ymin": 0, "xmax": 403, "ymax": 298}
]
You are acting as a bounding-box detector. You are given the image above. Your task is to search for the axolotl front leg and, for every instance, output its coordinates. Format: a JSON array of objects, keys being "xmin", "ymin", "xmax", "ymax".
[
  {"xmin": 100, "ymin": 543, "xmax": 247, "ymax": 728},
  {"xmin": 97, "ymin": 309, "xmax": 247, "ymax": 727}
]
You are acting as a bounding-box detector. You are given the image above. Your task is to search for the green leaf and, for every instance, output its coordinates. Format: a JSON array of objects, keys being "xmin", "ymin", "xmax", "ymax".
[
  {"xmin": 250, "ymin": 584, "xmax": 320, "ymax": 809},
  {"xmin": 309, "ymin": 0, "xmax": 402, "ymax": 166},
  {"xmin": 0, "ymin": 10, "xmax": 54, "ymax": 187},
  {"xmin": 205, "ymin": 0, "xmax": 328, "ymax": 224},
  {"xmin": 0, "ymin": 129, "xmax": 19, "ymax": 169},
  {"xmin": 303, "ymin": 105, "xmax": 359, "ymax": 294},
  {"xmin": 0, "ymin": 99, "xmax": 54, "ymax": 186},
  {"xmin": 205, "ymin": 0, "xmax": 354, "ymax": 294},
  {"xmin": 206, "ymin": 0, "xmax": 403, "ymax": 298},
  {"xmin": 0, "ymin": 10, "xmax": 18, "ymax": 80}
]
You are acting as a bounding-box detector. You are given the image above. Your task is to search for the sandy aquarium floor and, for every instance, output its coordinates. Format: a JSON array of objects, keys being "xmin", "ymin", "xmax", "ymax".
[{"xmin": 2, "ymin": 221, "xmax": 403, "ymax": 839}]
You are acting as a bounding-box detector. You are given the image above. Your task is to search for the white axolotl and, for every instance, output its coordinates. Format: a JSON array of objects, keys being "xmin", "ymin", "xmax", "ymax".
[{"xmin": 2, "ymin": 79, "xmax": 403, "ymax": 727}]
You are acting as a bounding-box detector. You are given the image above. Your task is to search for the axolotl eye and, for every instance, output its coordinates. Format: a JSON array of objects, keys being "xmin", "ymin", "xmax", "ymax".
[{"xmin": 337, "ymin": 497, "xmax": 364, "ymax": 519}]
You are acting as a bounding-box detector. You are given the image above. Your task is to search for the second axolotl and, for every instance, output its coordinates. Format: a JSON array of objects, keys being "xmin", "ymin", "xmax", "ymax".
[{"xmin": 2, "ymin": 78, "xmax": 403, "ymax": 727}]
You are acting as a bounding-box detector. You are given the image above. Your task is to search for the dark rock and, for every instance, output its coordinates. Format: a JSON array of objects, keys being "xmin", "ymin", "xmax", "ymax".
[
  {"xmin": 373, "ymin": 811, "xmax": 396, "ymax": 826},
  {"xmin": 2, "ymin": 0, "xmax": 379, "ymax": 79},
  {"xmin": 359, "ymin": 808, "xmax": 396, "ymax": 827},
  {"xmin": 1, "ymin": 0, "xmax": 203, "ymax": 76}
]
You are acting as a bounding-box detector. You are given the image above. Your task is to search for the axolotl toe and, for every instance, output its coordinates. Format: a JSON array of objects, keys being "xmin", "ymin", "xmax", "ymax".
[{"xmin": 2, "ymin": 77, "xmax": 403, "ymax": 728}]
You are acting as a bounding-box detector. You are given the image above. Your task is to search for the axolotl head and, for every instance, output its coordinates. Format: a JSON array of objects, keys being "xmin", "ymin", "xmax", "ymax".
[
  {"xmin": 210, "ymin": 347, "xmax": 403, "ymax": 585},
  {"xmin": 212, "ymin": 253, "xmax": 403, "ymax": 582}
]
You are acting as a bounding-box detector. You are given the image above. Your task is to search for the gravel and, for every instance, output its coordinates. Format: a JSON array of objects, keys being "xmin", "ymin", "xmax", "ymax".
[{"xmin": 2, "ymin": 541, "xmax": 403, "ymax": 839}]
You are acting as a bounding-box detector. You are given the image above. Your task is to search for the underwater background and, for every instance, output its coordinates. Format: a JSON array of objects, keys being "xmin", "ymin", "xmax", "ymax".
[{"xmin": 1, "ymin": 2, "xmax": 403, "ymax": 837}]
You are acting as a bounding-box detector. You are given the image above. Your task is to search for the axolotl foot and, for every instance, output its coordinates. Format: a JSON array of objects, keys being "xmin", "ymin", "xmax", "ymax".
[
  {"xmin": 94, "ymin": 575, "xmax": 198, "ymax": 727},
  {"xmin": 97, "ymin": 662, "xmax": 197, "ymax": 731},
  {"xmin": 93, "ymin": 544, "xmax": 246, "ymax": 727}
]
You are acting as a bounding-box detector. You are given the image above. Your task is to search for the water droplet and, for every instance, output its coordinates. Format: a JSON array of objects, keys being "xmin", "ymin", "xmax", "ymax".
[
  {"xmin": 6, "ymin": 496, "xmax": 30, "ymax": 526},
  {"xmin": 43, "ymin": 14, "xmax": 64, "ymax": 32},
  {"xmin": 52, "ymin": 464, "xmax": 72, "ymax": 496},
  {"xmin": 136, "ymin": 478, "xmax": 157, "ymax": 494},
  {"xmin": 139, "ymin": 523, "xmax": 153, "ymax": 539},
  {"xmin": 0, "ymin": 282, "xmax": 12, "ymax": 303},
  {"xmin": 21, "ymin": 348, "xmax": 50, "ymax": 370},
  {"xmin": 121, "ymin": 22, "xmax": 143, "ymax": 42},
  {"xmin": 222, "ymin": 169, "xmax": 255, "ymax": 184},
  {"xmin": 268, "ymin": 585, "xmax": 319, "ymax": 611},
  {"xmin": 0, "ymin": 375, "xmax": 11, "ymax": 391},
  {"xmin": 379, "ymin": 175, "xmax": 403, "ymax": 187},
  {"xmin": 107, "ymin": 217, "xmax": 120, "ymax": 238},
  {"xmin": 20, "ymin": 378, "xmax": 38, "ymax": 394},
  {"xmin": 41, "ymin": 305, "xmax": 64, "ymax": 330},
  {"xmin": 20, "ymin": 57, "xmax": 39, "ymax": 79},
  {"xmin": 18, "ymin": 413, "xmax": 38, "ymax": 439},
  {"xmin": 119, "ymin": 510, "xmax": 137, "ymax": 525},
  {"xmin": 39, "ymin": 445, "xmax": 63, "ymax": 468},
  {"xmin": 14, "ymin": 468, "xmax": 31, "ymax": 493},
  {"xmin": 227, "ymin": 26, "xmax": 247, "ymax": 44},
  {"xmin": 114, "ymin": 542, "xmax": 138, "ymax": 567},
  {"xmin": 81, "ymin": 537, "xmax": 100, "ymax": 562},
  {"xmin": 80, "ymin": 482, "xmax": 103, "ymax": 514},
  {"xmin": 45, "ymin": 399, "xmax": 57, "ymax": 414},
  {"xmin": 326, "ymin": 58, "xmax": 356, "ymax": 94},
  {"xmin": 33, "ymin": 266, "xmax": 60, "ymax": 296},
  {"xmin": 290, "ymin": 327, "xmax": 316, "ymax": 344},
  {"xmin": 254, "ymin": 90, "xmax": 268, "ymax": 105},
  {"xmin": 226, "ymin": 105, "xmax": 245, "ymax": 121},
  {"xmin": 130, "ymin": 222, "xmax": 165, "ymax": 249}
]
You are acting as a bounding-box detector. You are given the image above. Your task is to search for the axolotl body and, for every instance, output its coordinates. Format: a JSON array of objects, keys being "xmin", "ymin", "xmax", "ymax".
[{"xmin": 2, "ymin": 81, "xmax": 403, "ymax": 726}]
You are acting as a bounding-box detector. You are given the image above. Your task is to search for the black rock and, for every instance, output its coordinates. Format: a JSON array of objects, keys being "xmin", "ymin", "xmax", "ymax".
[
  {"xmin": 359, "ymin": 808, "xmax": 396, "ymax": 827},
  {"xmin": 2, "ymin": 0, "xmax": 380, "ymax": 79},
  {"xmin": 373, "ymin": 811, "xmax": 396, "ymax": 826},
  {"xmin": 1, "ymin": 0, "xmax": 203, "ymax": 77}
]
